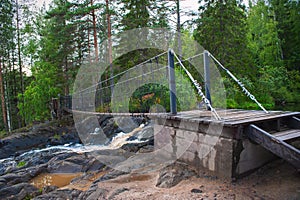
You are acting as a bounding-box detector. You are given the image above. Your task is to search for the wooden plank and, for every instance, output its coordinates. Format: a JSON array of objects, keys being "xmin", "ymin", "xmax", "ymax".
[
  {"xmin": 176, "ymin": 110, "xmax": 260, "ymax": 122},
  {"xmin": 277, "ymin": 132, "xmax": 300, "ymax": 141},
  {"xmin": 247, "ymin": 124, "xmax": 300, "ymax": 169},
  {"xmin": 178, "ymin": 110, "xmax": 281, "ymax": 123},
  {"xmin": 223, "ymin": 113, "xmax": 273, "ymax": 123},
  {"xmin": 223, "ymin": 112, "xmax": 269, "ymax": 121},
  {"xmin": 273, "ymin": 129, "xmax": 300, "ymax": 137},
  {"xmin": 273, "ymin": 129, "xmax": 300, "ymax": 141},
  {"xmin": 225, "ymin": 112, "xmax": 300, "ymax": 126}
]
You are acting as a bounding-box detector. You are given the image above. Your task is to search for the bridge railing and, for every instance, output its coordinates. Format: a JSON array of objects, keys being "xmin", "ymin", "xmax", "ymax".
[
  {"xmin": 57, "ymin": 49, "xmax": 268, "ymax": 119},
  {"xmin": 51, "ymin": 95, "xmax": 72, "ymax": 119},
  {"xmin": 58, "ymin": 49, "xmax": 212, "ymax": 116}
]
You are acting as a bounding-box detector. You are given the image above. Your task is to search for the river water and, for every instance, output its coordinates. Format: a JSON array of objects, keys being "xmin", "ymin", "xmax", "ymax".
[{"xmin": 0, "ymin": 124, "xmax": 147, "ymax": 174}]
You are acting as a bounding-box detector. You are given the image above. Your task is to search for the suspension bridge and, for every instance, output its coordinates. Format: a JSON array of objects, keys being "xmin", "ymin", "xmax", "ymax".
[{"xmin": 53, "ymin": 49, "xmax": 299, "ymax": 178}]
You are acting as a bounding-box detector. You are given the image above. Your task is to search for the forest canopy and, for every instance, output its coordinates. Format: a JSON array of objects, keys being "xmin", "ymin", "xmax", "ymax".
[{"xmin": 0, "ymin": 0, "xmax": 299, "ymax": 132}]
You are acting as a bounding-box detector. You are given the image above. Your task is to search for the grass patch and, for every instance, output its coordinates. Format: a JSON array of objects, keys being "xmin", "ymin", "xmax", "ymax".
[{"xmin": 0, "ymin": 131, "xmax": 8, "ymax": 139}]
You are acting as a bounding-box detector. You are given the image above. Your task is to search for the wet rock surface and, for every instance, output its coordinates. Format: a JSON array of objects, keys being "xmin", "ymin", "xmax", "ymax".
[
  {"xmin": 34, "ymin": 188, "xmax": 82, "ymax": 200},
  {"xmin": 0, "ymin": 116, "xmax": 153, "ymax": 199},
  {"xmin": 0, "ymin": 117, "xmax": 80, "ymax": 159},
  {"xmin": 0, "ymin": 182, "xmax": 40, "ymax": 200},
  {"xmin": 0, "ymin": 151, "xmax": 107, "ymax": 199}
]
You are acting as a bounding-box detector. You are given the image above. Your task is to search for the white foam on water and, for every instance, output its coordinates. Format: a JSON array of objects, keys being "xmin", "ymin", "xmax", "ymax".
[{"xmin": 0, "ymin": 124, "xmax": 150, "ymax": 166}]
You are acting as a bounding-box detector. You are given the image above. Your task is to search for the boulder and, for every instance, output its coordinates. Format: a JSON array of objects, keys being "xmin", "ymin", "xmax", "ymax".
[
  {"xmin": 108, "ymin": 187, "xmax": 129, "ymax": 200},
  {"xmin": 121, "ymin": 140, "xmax": 154, "ymax": 152},
  {"xmin": 0, "ymin": 183, "xmax": 39, "ymax": 200},
  {"xmin": 156, "ymin": 162, "xmax": 197, "ymax": 188},
  {"xmin": 127, "ymin": 125, "xmax": 153, "ymax": 141},
  {"xmin": 47, "ymin": 161, "xmax": 83, "ymax": 173},
  {"xmin": 78, "ymin": 188, "xmax": 108, "ymax": 200},
  {"xmin": 33, "ymin": 189, "xmax": 81, "ymax": 200},
  {"xmin": 1, "ymin": 164, "xmax": 48, "ymax": 186},
  {"xmin": 136, "ymin": 125, "xmax": 154, "ymax": 141}
]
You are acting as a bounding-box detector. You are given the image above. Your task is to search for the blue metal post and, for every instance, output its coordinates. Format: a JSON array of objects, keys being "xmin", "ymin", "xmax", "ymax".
[
  {"xmin": 168, "ymin": 49, "xmax": 177, "ymax": 115},
  {"xmin": 204, "ymin": 50, "xmax": 212, "ymax": 110}
]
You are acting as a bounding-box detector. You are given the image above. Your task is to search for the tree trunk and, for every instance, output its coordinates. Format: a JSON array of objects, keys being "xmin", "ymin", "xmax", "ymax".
[
  {"xmin": 106, "ymin": 0, "xmax": 114, "ymax": 90},
  {"xmin": 64, "ymin": 57, "xmax": 69, "ymax": 95},
  {"xmin": 88, "ymin": 22, "xmax": 91, "ymax": 63},
  {"xmin": 4, "ymin": 77, "xmax": 11, "ymax": 132},
  {"xmin": 0, "ymin": 59, "xmax": 8, "ymax": 131},
  {"xmin": 16, "ymin": 0, "xmax": 25, "ymax": 127},
  {"xmin": 176, "ymin": 0, "xmax": 182, "ymax": 58},
  {"xmin": 16, "ymin": 0, "xmax": 24, "ymax": 95},
  {"xmin": 11, "ymin": 47, "xmax": 21, "ymax": 128},
  {"xmin": 91, "ymin": 0, "xmax": 99, "ymax": 62}
]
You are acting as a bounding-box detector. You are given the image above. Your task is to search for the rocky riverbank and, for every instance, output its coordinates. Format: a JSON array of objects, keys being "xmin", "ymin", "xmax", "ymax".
[
  {"xmin": 0, "ymin": 117, "xmax": 80, "ymax": 160},
  {"xmin": 0, "ymin": 115, "xmax": 156, "ymax": 199},
  {"xmin": 0, "ymin": 116, "xmax": 299, "ymax": 200}
]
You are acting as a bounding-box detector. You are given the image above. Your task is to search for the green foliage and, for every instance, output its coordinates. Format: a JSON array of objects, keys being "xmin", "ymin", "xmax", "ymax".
[
  {"xmin": 23, "ymin": 194, "xmax": 32, "ymax": 200},
  {"xmin": 287, "ymin": 70, "xmax": 300, "ymax": 103},
  {"xmin": 18, "ymin": 62, "xmax": 62, "ymax": 123},
  {"xmin": 194, "ymin": 0, "xmax": 253, "ymax": 77},
  {"xmin": 0, "ymin": 130, "xmax": 8, "ymax": 139},
  {"xmin": 96, "ymin": 103, "xmax": 111, "ymax": 113},
  {"xmin": 120, "ymin": 0, "xmax": 151, "ymax": 30},
  {"xmin": 256, "ymin": 65, "xmax": 291, "ymax": 103},
  {"xmin": 120, "ymin": 68, "xmax": 197, "ymax": 113},
  {"xmin": 247, "ymin": 0, "xmax": 282, "ymax": 68},
  {"xmin": 53, "ymin": 133, "xmax": 61, "ymax": 140},
  {"xmin": 17, "ymin": 161, "xmax": 26, "ymax": 168},
  {"xmin": 0, "ymin": 0, "xmax": 16, "ymax": 131},
  {"xmin": 193, "ymin": 0, "xmax": 299, "ymax": 110},
  {"xmin": 2, "ymin": 0, "xmax": 300, "ymax": 132},
  {"xmin": 0, "ymin": 0, "xmax": 14, "ymax": 55},
  {"xmin": 18, "ymin": 0, "xmax": 91, "ymax": 124},
  {"xmin": 270, "ymin": 0, "xmax": 300, "ymax": 71},
  {"xmin": 129, "ymin": 84, "xmax": 170, "ymax": 113}
]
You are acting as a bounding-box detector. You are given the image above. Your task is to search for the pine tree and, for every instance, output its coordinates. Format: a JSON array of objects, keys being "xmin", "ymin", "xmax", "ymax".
[
  {"xmin": 247, "ymin": 0, "xmax": 282, "ymax": 67},
  {"xmin": 194, "ymin": 0, "xmax": 252, "ymax": 76},
  {"xmin": 0, "ymin": 0, "xmax": 15, "ymax": 131},
  {"xmin": 18, "ymin": 0, "xmax": 93, "ymax": 123},
  {"xmin": 120, "ymin": 0, "xmax": 152, "ymax": 30},
  {"xmin": 270, "ymin": 0, "xmax": 300, "ymax": 71}
]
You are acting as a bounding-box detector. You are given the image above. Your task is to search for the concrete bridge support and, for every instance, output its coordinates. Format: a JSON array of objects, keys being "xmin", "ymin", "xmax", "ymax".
[{"xmin": 153, "ymin": 116, "xmax": 276, "ymax": 179}]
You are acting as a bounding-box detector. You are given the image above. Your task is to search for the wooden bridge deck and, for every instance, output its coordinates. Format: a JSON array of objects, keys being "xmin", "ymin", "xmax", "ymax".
[
  {"xmin": 154, "ymin": 109, "xmax": 300, "ymax": 127},
  {"xmin": 70, "ymin": 109, "xmax": 300, "ymax": 127}
]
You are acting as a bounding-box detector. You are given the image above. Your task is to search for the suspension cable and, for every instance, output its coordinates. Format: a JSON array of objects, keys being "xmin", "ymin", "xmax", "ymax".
[
  {"xmin": 76, "ymin": 65, "xmax": 168, "ymax": 96},
  {"xmin": 74, "ymin": 51, "xmax": 168, "ymax": 95},
  {"xmin": 173, "ymin": 51, "xmax": 222, "ymax": 120},
  {"xmin": 174, "ymin": 52, "xmax": 204, "ymax": 65},
  {"xmin": 208, "ymin": 52, "xmax": 268, "ymax": 113}
]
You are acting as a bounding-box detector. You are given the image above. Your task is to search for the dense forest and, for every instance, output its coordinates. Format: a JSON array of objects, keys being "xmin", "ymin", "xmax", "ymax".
[{"xmin": 0, "ymin": 0, "xmax": 299, "ymax": 132}]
